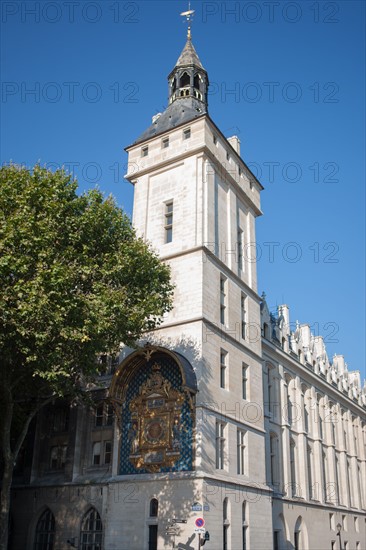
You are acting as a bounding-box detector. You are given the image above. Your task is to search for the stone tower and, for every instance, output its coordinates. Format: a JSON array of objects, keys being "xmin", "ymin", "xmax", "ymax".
[{"xmin": 120, "ymin": 27, "xmax": 273, "ymax": 550}]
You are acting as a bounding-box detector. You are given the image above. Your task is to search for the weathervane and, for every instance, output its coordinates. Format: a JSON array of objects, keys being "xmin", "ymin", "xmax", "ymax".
[{"xmin": 180, "ymin": 1, "xmax": 195, "ymax": 40}]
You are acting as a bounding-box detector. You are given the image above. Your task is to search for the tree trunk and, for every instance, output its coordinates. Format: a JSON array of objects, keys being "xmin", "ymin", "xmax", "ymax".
[
  {"xmin": 0, "ymin": 387, "xmax": 52, "ymax": 550},
  {"xmin": 0, "ymin": 455, "xmax": 14, "ymax": 550}
]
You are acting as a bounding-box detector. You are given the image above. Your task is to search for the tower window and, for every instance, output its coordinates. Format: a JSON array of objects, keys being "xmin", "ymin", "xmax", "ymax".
[
  {"xmin": 213, "ymin": 135, "xmax": 217, "ymax": 146},
  {"xmin": 241, "ymin": 293, "xmax": 247, "ymax": 338},
  {"xmin": 180, "ymin": 72, "xmax": 190, "ymax": 87},
  {"xmin": 216, "ymin": 421, "xmax": 226, "ymax": 469},
  {"xmin": 220, "ymin": 276, "xmax": 227, "ymax": 325},
  {"xmin": 164, "ymin": 201, "xmax": 173, "ymax": 243},
  {"xmin": 141, "ymin": 146, "xmax": 149, "ymax": 157},
  {"xmin": 183, "ymin": 128, "xmax": 191, "ymax": 140},
  {"xmin": 220, "ymin": 350, "xmax": 227, "ymax": 389},
  {"xmin": 237, "ymin": 228, "xmax": 244, "ymax": 271},
  {"xmin": 242, "ymin": 364, "xmax": 248, "ymax": 400},
  {"xmin": 149, "ymin": 498, "xmax": 159, "ymax": 517},
  {"xmin": 237, "ymin": 429, "xmax": 246, "ymax": 475},
  {"xmin": 162, "ymin": 137, "xmax": 169, "ymax": 149}
]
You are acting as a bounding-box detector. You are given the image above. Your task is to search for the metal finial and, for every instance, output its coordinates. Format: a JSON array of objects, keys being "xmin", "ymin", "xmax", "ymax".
[{"xmin": 180, "ymin": 1, "xmax": 195, "ymax": 40}]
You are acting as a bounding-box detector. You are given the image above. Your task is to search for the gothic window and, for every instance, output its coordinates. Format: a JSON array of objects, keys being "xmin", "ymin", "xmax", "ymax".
[
  {"xmin": 80, "ymin": 508, "xmax": 102, "ymax": 550},
  {"xmin": 194, "ymin": 74, "xmax": 200, "ymax": 90},
  {"xmin": 242, "ymin": 502, "xmax": 248, "ymax": 550},
  {"xmin": 149, "ymin": 498, "xmax": 158, "ymax": 518},
  {"xmin": 223, "ymin": 498, "xmax": 229, "ymax": 550},
  {"xmin": 180, "ymin": 72, "xmax": 190, "ymax": 87},
  {"xmin": 164, "ymin": 201, "xmax": 173, "ymax": 243},
  {"xmin": 34, "ymin": 509, "xmax": 55, "ymax": 550}
]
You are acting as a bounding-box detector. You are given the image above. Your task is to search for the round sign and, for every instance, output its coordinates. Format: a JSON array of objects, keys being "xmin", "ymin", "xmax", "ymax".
[{"xmin": 195, "ymin": 518, "xmax": 205, "ymax": 528}]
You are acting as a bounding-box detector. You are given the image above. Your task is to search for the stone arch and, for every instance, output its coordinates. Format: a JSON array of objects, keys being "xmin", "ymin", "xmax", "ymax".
[
  {"xmin": 31, "ymin": 506, "xmax": 56, "ymax": 550},
  {"xmin": 80, "ymin": 507, "xmax": 103, "ymax": 550},
  {"xmin": 294, "ymin": 515, "xmax": 308, "ymax": 549},
  {"xmin": 109, "ymin": 346, "xmax": 197, "ymax": 475},
  {"xmin": 273, "ymin": 513, "xmax": 289, "ymax": 550}
]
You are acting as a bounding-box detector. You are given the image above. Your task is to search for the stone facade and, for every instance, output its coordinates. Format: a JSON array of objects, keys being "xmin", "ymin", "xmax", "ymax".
[{"xmin": 9, "ymin": 31, "xmax": 366, "ymax": 550}]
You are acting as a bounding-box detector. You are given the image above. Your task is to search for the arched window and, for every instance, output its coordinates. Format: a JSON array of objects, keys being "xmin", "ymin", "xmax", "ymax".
[
  {"xmin": 242, "ymin": 501, "xmax": 248, "ymax": 550},
  {"xmin": 80, "ymin": 508, "xmax": 102, "ymax": 550},
  {"xmin": 180, "ymin": 72, "xmax": 190, "ymax": 88},
  {"xmin": 34, "ymin": 508, "xmax": 55, "ymax": 550},
  {"xmin": 223, "ymin": 498, "xmax": 230, "ymax": 550},
  {"xmin": 149, "ymin": 498, "xmax": 158, "ymax": 518},
  {"xmin": 194, "ymin": 74, "xmax": 200, "ymax": 90}
]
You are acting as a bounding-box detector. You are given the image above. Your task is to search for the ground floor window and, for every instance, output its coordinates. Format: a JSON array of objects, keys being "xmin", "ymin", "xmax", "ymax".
[
  {"xmin": 34, "ymin": 508, "xmax": 55, "ymax": 550},
  {"xmin": 80, "ymin": 508, "xmax": 102, "ymax": 550}
]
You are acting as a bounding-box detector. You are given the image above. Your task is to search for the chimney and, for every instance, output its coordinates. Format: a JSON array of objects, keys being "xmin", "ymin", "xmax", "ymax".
[{"xmin": 227, "ymin": 136, "xmax": 241, "ymax": 155}]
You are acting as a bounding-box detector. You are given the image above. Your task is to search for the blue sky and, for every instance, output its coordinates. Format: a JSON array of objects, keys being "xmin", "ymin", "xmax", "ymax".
[{"xmin": 1, "ymin": 0, "xmax": 365, "ymax": 379}]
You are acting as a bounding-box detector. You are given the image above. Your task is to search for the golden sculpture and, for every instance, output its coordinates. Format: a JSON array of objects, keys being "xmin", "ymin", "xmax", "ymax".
[{"xmin": 128, "ymin": 363, "xmax": 185, "ymax": 472}]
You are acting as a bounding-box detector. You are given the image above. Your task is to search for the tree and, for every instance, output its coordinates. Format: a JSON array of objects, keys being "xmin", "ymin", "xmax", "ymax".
[{"xmin": 0, "ymin": 164, "xmax": 174, "ymax": 549}]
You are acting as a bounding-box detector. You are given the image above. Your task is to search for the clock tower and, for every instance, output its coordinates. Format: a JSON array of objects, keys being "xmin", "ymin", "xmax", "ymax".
[{"xmin": 119, "ymin": 21, "xmax": 273, "ymax": 550}]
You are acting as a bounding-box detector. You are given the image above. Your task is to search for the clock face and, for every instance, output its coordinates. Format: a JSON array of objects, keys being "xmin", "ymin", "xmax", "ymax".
[{"xmin": 145, "ymin": 419, "xmax": 165, "ymax": 443}]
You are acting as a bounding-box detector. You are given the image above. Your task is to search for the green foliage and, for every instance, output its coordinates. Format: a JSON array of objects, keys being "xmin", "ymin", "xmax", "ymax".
[{"xmin": 0, "ymin": 164, "xmax": 174, "ymax": 401}]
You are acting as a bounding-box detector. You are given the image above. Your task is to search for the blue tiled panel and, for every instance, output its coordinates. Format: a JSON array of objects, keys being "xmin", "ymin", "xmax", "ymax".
[{"xmin": 119, "ymin": 356, "xmax": 193, "ymax": 474}]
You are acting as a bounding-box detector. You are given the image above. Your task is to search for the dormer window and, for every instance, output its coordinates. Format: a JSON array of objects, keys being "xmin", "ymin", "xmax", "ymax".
[
  {"xmin": 183, "ymin": 128, "xmax": 191, "ymax": 140},
  {"xmin": 141, "ymin": 146, "xmax": 148, "ymax": 157}
]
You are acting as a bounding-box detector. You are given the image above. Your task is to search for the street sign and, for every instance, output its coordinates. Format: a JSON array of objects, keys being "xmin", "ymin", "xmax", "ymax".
[
  {"xmin": 172, "ymin": 518, "xmax": 187, "ymax": 524},
  {"xmin": 192, "ymin": 503, "xmax": 202, "ymax": 511},
  {"xmin": 194, "ymin": 517, "xmax": 205, "ymax": 533}
]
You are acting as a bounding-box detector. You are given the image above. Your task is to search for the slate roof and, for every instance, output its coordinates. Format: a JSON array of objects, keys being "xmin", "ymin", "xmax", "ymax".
[
  {"xmin": 175, "ymin": 37, "xmax": 205, "ymax": 69},
  {"xmin": 132, "ymin": 97, "xmax": 207, "ymax": 145}
]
